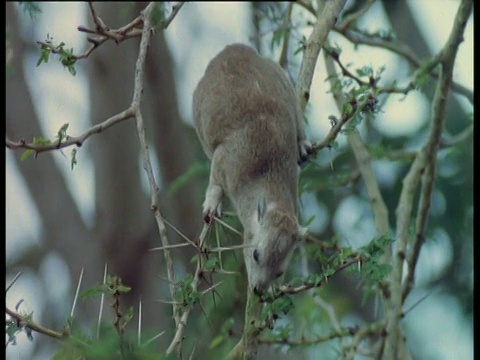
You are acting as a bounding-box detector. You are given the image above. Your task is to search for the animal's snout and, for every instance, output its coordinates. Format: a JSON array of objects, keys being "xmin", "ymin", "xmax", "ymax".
[
  {"xmin": 252, "ymin": 282, "xmax": 268, "ymax": 296},
  {"xmin": 253, "ymin": 286, "xmax": 263, "ymax": 297}
]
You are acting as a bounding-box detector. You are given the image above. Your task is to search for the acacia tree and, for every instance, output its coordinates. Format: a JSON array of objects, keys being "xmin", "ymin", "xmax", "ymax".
[{"xmin": 6, "ymin": 1, "xmax": 473, "ymax": 359}]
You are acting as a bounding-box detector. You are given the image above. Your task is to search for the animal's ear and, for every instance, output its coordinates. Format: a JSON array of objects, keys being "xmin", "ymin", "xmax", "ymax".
[{"xmin": 257, "ymin": 194, "xmax": 267, "ymax": 224}]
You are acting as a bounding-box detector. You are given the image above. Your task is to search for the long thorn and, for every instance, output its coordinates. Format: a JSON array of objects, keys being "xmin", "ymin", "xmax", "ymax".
[
  {"xmin": 6, "ymin": 271, "xmax": 23, "ymax": 294},
  {"xmin": 214, "ymin": 217, "xmax": 243, "ymax": 236},
  {"xmin": 162, "ymin": 217, "xmax": 198, "ymax": 248},
  {"xmin": 97, "ymin": 263, "xmax": 108, "ymax": 339},
  {"xmin": 142, "ymin": 331, "xmax": 166, "ymax": 347},
  {"xmin": 70, "ymin": 267, "xmax": 84, "ymax": 318},
  {"xmin": 138, "ymin": 297, "xmax": 142, "ymax": 346}
]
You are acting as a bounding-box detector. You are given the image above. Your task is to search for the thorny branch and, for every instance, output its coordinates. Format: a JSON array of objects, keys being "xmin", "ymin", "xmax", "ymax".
[
  {"xmin": 258, "ymin": 321, "xmax": 384, "ymax": 349},
  {"xmin": 166, "ymin": 224, "xmax": 211, "ymax": 356},
  {"xmin": 302, "ymin": 93, "xmax": 378, "ymax": 159},
  {"xmin": 6, "ymin": 2, "xmax": 186, "ymax": 154},
  {"xmin": 324, "ymin": 39, "xmax": 392, "ymax": 358},
  {"xmin": 36, "ymin": 2, "xmax": 184, "ymax": 62},
  {"xmin": 129, "ymin": 0, "xmax": 183, "ymax": 340}
]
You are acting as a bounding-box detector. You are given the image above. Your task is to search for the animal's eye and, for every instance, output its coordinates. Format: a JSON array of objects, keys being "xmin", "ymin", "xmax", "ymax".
[{"xmin": 253, "ymin": 249, "xmax": 260, "ymax": 263}]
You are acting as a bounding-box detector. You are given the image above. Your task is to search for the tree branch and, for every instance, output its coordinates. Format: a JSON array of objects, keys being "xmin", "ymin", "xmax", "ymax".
[
  {"xmin": 384, "ymin": 1, "xmax": 472, "ymax": 358},
  {"xmin": 36, "ymin": 2, "xmax": 185, "ymax": 62},
  {"xmin": 5, "ymin": 108, "xmax": 134, "ymax": 154},
  {"xmin": 6, "ymin": 2, "xmax": 186, "ymax": 154},
  {"xmin": 129, "ymin": 1, "xmax": 181, "ymax": 333},
  {"xmin": 166, "ymin": 223, "xmax": 211, "ymax": 356},
  {"xmin": 6, "ymin": 306, "xmax": 66, "ymax": 341},
  {"xmin": 295, "ymin": 0, "xmax": 348, "ymax": 112},
  {"xmin": 295, "ymin": 0, "xmax": 473, "ymax": 104},
  {"xmin": 333, "ymin": 24, "xmax": 473, "ymax": 104}
]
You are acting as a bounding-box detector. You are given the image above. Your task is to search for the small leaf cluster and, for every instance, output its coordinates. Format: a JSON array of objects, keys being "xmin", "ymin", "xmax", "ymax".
[
  {"xmin": 20, "ymin": 123, "xmax": 79, "ymax": 170},
  {"xmin": 53, "ymin": 325, "xmax": 163, "ymax": 360},
  {"xmin": 37, "ymin": 34, "xmax": 77, "ymax": 76},
  {"xmin": 6, "ymin": 306, "xmax": 34, "ymax": 346},
  {"xmin": 80, "ymin": 275, "xmax": 132, "ymax": 301},
  {"xmin": 174, "ymin": 274, "xmax": 201, "ymax": 308},
  {"xmin": 357, "ymin": 235, "xmax": 394, "ymax": 303},
  {"xmin": 260, "ymin": 296, "xmax": 295, "ymax": 322}
]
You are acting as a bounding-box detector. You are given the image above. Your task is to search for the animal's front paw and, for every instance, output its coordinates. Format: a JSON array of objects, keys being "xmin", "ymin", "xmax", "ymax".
[
  {"xmin": 297, "ymin": 139, "xmax": 314, "ymax": 164},
  {"xmin": 202, "ymin": 204, "xmax": 222, "ymax": 225},
  {"xmin": 202, "ymin": 184, "xmax": 223, "ymax": 225}
]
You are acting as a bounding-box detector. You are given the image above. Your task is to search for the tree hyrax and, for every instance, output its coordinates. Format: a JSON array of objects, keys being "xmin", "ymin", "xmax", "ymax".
[{"xmin": 193, "ymin": 43, "xmax": 310, "ymax": 294}]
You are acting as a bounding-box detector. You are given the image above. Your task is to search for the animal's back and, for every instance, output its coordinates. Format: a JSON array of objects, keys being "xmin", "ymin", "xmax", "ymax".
[
  {"xmin": 193, "ymin": 44, "xmax": 307, "ymax": 292},
  {"xmin": 193, "ymin": 44, "xmax": 299, "ymax": 163}
]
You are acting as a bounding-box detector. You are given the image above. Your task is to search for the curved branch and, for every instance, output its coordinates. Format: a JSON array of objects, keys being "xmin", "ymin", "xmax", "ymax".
[
  {"xmin": 6, "ymin": 306, "xmax": 66, "ymax": 341},
  {"xmin": 6, "ymin": 108, "xmax": 134, "ymax": 154},
  {"xmin": 129, "ymin": 0, "xmax": 181, "ymax": 333},
  {"xmin": 36, "ymin": 2, "xmax": 185, "ymax": 62}
]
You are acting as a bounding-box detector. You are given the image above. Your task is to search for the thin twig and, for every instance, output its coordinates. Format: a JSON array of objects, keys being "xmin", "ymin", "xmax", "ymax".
[
  {"xmin": 5, "ymin": 108, "xmax": 134, "ymax": 153},
  {"xmin": 338, "ymin": 0, "xmax": 376, "ymax": 30},
  {"xmin": 130, "ymin": 2, "xmax": 180, "ymax": 330},
  {"xmin": 6, "ymin": 306, "xmax": 66, "ymax": 340}
]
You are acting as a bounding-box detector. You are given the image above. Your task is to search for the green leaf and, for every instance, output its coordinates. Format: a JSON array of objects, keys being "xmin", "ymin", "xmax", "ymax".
[
  {"xmin": 271, "ymin": 28, "xmax": 283, "ymax": 51},
  {"xmin": 209, "ymin": 335, "xmax": 224, "ymax": 349},
  {"xmin": 304, "ymin": 214, "xmax": 316, "ymax": 227},
  {"xmin": 67, "ymin": 65, "xmax": 77, "ymax": 76},
  {"xmin": 71, "ymin": 148, "xmax": 77, "ymax": 170},
  {"xmin": 204, "ymin": 257, "xmax": 219, "ymax": 271},
  {"xmin": 36, "ymin": 48, "xmax": 50, "ymax": 67},
  {"xmin": 116, "ymin": 284, "xmax": 132, "ymax": 294},
  {"xmin": 80, "ymin": 285, "xmax": 105, "ymax": 300},
  {"xmin": 356, "ymin": 66, "xmax": 373, "ymax": 78},
  {"xmin": 21, "ymin": 149, "xmax": 35, "ymax": 161},
  {"xmin": 33, "ymin": 136, "xmax": 52, "ymax": 146},
  {"xmin": 328, "ymin": 115, "xmax": 338, "ymax": 127},
  {"xmin": 123, "ymin": 306, "xmax": 134, "ymax": 325},
  {"xmin": 57, "ymin": 123, "xmax": 69, "ymax": 142}
]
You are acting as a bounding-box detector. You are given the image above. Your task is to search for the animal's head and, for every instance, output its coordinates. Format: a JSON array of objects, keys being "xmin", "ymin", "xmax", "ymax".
[{"xmin": 244, "ymin": 196, "xmax": 301, "ymax": 295}]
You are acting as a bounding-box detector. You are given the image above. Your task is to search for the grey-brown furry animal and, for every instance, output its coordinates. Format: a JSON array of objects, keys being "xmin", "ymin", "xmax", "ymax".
[{"xmin": 193, "ymin": 44, "xmax": 310, "ymax": 294}]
